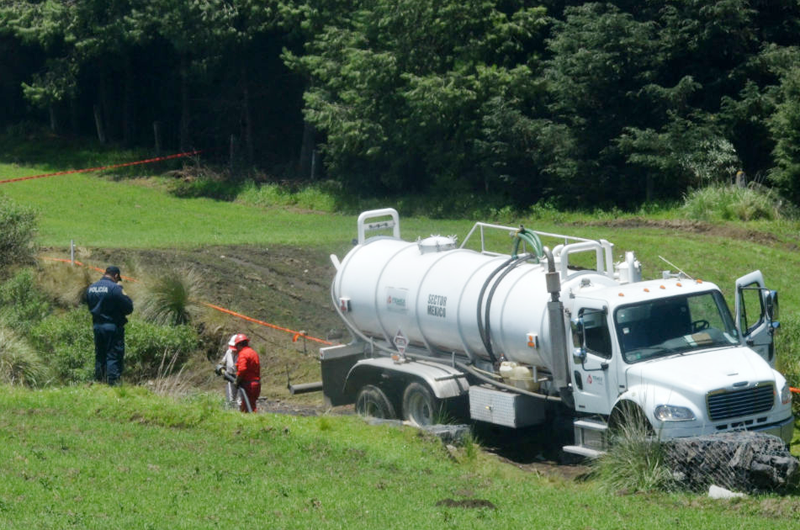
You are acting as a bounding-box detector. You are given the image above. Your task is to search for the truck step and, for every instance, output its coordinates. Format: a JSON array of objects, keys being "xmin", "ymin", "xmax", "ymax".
[
  {"xmin": 565, "ymin": 417, "xmax": 609, "ymax": 458},
  {"xmin": 573, "ymin": 418, "xmax": 608, "ymax": 431},
  {"xmin": 562, "ymin": 445, "xmax": 605, "ymax": 458}
]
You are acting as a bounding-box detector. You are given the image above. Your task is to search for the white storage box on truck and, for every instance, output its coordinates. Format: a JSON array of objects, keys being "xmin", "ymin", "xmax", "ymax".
[{"xmin": 320, "ymin": 209, "xmax": 793, "ymax": 456}]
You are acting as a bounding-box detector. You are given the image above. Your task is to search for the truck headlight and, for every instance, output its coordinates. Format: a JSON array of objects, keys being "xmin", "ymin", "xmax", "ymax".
[
  {"xmin": 654, "ymin": 405, "xmax": 696, "ymax": 422},
  {"xmin": 781, "ymin": 383, "xmax": 792, "ymax": 405}
]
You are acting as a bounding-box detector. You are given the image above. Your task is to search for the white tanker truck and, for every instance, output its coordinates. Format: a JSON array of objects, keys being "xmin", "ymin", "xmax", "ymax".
[{"xmin": 319, "ymin": 209, "xmax": 794, "ymax": 456}]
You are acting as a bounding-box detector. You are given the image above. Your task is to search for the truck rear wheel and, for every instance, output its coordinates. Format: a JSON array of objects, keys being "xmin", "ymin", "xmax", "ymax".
[
  {"xmin": 402, "ymin": 382, "xmax": 440, "ymax": 427},
  {"xmin": 355, "ymin": 385, "xmax": 396, "ymax": 419}
]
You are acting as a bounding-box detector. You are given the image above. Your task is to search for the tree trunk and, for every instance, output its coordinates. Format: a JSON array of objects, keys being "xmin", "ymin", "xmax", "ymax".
[
  {"xmin": 299, "ymin": 119, "xmax": 316, "ymax": 179},
  {"xmin": 48, "ymin": 105, "xmax": 58, "ymax": 132},
  {"xmin": 179, "ymin": 53, "xmax": 191, "ymax": 151},
  {"xmin": 153, "ymin": 121, "xmax": 161, "ymax": 156},
  {"xmin": 93, "ymin": 104, "xmax": 106, "ymax": 144},
  {"xmin": 122, "ymin": 56, "xmax": 134, "ymax": 147},
  {"xmin": 99, "ymin": 71, "xmax": 113, "ymax": 143},
  {"xmin": 241, "ymin": 62, "xmax": 254, "ymax": 164}
]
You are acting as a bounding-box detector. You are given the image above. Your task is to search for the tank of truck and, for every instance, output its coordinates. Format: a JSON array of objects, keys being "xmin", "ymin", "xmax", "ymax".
[{"xmin": 333, "ymin": 235, "xmax": 616, "ymax": 369}]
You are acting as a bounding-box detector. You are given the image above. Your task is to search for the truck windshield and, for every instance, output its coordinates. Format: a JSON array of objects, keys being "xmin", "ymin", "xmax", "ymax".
[{"xmin": 614, "ymin": 291, "xmax": 739, "ymax": 364}]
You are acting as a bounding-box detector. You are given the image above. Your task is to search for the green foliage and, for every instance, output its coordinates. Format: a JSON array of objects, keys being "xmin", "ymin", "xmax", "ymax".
[
  {"xmin": 29, "ymin": 310, "xmax": 198, "ymax": 385},
  {"xmin": 29, "ymin": 310, "xmax": 95, "ymax": 384},
  {"xmin": 123, "ymin": 319, "xmax": 198, "ymax": 382},
  {"xmin": 0, "ymin": 195, "xmax": 37, "ymax": 272},
  {"xmin": 776, "ymin": 313, "xmax": 800, "ymax": 417},
  {"xmin": 0, "ymin": 268, "xmax": 51, "ymax": 333},
  {"xmin": 138, "ymin": 267, "xmax": 204, "ymax": 326},
  {"xmin": 682, "ymin": 184, "xmax": 792, "ymax": 222},
  {"xmin": 237, "ymin": 181, "xmax": 337, "ymax": 212},
  {"xmin": 0, "ymin": 325, "xmax": 51, "ymax": 387},
  {"xmin": 768, "ymin": 66, "xmax": 800, "ymax": 204},
  {"xmin": 287, "ymin": 0, "xmax": 549, "ymax": 202}
]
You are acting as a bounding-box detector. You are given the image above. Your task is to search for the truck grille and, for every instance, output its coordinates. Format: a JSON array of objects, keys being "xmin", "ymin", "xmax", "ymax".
[{"xmin": 707, "ymin": 384, "xmax": 774, "ymax": 421}]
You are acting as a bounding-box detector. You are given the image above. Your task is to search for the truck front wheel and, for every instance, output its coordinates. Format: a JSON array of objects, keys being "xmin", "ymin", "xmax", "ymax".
[
  {"xmin": 608, "ymin": 401, "xmax": 653, "ymax": 440},
  {"xmin": 355, "ymin": 385, "xmax": 397, "ymax": 419},
  {"xmin": 402, "ymin": 382, "xmax": 440, "ymax": 426}
]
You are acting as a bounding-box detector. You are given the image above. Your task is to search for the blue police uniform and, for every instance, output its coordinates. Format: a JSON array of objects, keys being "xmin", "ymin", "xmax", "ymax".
[{"xmin": 86, "ymin": 272, "xmax": 133, "ymax": 385}]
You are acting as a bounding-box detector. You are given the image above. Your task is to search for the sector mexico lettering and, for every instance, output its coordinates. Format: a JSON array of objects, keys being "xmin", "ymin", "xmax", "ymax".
[{"xmin": 427, "ymin": 293, "xmax": 447, "ymax": 318}]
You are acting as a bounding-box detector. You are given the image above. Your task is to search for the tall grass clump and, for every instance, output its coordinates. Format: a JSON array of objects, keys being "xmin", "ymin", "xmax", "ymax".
[
  {"xmin": 138, "ymin": 267, "xmax": 204, "ymax": 325},
  {"xmin": 0, "ymin": 325, "xmax": 51, "ymax": 386},
  {"xmin": 39, "ymin": 261, "xmax": 93, "ymax": 308},
  {"xmin": 594, "ymin": 420, "xmax": 674, "ymax": 493},
  {"xmin": 682, "ymin": 184, "xmax": 793, "ymax": 221},
  {"xmin": 0, "ymin": 195, "xmax": 37, "ymax": 271}
]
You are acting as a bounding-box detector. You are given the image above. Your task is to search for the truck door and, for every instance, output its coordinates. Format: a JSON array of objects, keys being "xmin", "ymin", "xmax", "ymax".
[
  {"xmin": 569, "ymin": 303, "xmax": 618, "ymax": 415},
  {"xmin": 735, "ymin": 270, "xmax": 777, "ymax": 366}
]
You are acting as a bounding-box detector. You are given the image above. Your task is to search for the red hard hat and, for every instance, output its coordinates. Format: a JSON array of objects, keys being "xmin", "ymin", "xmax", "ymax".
[{"xmin": 231, "ymin": 333, "xmax": 249, "ymax": 347}]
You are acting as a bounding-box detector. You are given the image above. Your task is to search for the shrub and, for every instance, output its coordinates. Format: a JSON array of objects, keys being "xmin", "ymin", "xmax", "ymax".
[
  {"xmin": 0, "ymin": 195, "xmax": 37, "ymax": 273},
  {"xmin": 124, "ymin": 319, "xmax": 198, "ymax": 382},
  {"xmin": 0, "ymin": 268, "xmax": 51, "ymax": 333},
  {"xmin": 0, "ymin": 325, "xmax": 51, "ymax": 387},
  {"xmin": 30, "ymin": 310, "xmax": 199, "ymax": 385},
  {"xmin": 29, "ymin": 310, "xmax": 94, "ymax": 384},
  {"xmin": 682, "ymin": 184, "xmax": 793, "ymax": 221}
]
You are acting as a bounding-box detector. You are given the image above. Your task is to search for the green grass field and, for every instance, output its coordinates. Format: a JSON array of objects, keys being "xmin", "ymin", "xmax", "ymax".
[{"xmin": 1, "ymin": 385, "xmax": 798, "ymax": 529}]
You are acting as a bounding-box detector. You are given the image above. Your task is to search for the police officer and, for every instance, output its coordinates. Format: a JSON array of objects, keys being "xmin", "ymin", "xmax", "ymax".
[{"xmin": 86, "ymin": 266, "xmax": 133, "ymax": 385}]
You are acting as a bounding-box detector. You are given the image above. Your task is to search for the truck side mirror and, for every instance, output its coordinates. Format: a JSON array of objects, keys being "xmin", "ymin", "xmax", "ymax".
[
  {"xmin": 763, "ymin": 290, "xmax": 779, "ymax": 322},
  {"xmin": 571, "ymin": 317, "xmax": 587, "ymax": 362}
]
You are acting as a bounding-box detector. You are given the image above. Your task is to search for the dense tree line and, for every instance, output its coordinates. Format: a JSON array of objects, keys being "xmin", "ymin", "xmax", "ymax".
[{"xmin": 2, "ymin": 1, "xmax": 800, "ymax": 209}]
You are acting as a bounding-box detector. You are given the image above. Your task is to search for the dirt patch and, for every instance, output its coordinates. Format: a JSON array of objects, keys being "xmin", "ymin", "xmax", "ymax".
[
  {"xmin": 571, "ymin": 217, "xmax": 784, "ymax": 246},
  {"xmin": 435, "ymin": 498, "xmax": 497, "ymax": 510}
]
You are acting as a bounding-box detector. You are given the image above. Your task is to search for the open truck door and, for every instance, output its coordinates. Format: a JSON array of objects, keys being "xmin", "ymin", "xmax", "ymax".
[{"xmin": 735, "ymin": 270, "xmax": 779, "ymax": 367}]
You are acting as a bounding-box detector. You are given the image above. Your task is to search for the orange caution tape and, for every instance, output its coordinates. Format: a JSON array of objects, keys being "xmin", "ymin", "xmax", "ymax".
[
  {"xmin": 0, "ymin": 150, "xmax": 202, "ymax": 185},
  {"xmin": 204, "ymin": 303, "xmax": 332, "ymax": 346},
  {"xmin": 791, "ymin": 387, "xmax": 800, "ymax": 395},
  {"xmin": 41, "ymin": 256, "xmax": 332, "ymax": 346}
]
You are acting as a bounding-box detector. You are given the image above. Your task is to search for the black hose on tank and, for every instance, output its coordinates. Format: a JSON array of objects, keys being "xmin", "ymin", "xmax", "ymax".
[
  {"xmin": 483, "ymin": 256, "xmax": 532, "ymax": 363},
  {"xmin": 476, "ymin": 257, "xmax": 516, "ymax": 363}
]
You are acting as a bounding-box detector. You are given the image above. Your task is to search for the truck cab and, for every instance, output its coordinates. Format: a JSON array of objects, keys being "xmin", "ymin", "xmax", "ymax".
[{"xmin": 567, "ymin": 275, "xmax": 793, "ymax": 455}]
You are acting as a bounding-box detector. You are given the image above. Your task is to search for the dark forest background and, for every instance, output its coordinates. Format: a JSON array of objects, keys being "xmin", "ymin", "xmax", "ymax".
[{"xmin": 2, "ymin": 0, "xmax": 800, "ymax": 210}]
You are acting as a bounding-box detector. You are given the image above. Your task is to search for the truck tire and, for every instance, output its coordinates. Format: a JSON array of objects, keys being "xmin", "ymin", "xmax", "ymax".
[
  {"xmin": 402, "ymin": 382, "xmax": 440, "ymax": 427},
  {"xmin": 608, "ymin": 401, "xmax": 653, "ymax": 440},
  {"xmin": 355, "ymin": 385, "xmax": 396, "ymax": 419}
]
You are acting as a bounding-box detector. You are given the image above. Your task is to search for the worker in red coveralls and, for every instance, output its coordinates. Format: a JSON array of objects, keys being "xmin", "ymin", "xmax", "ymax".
[{"xmin": 232, "ymin": 333, "xmax": 260, "ymax": 413}]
